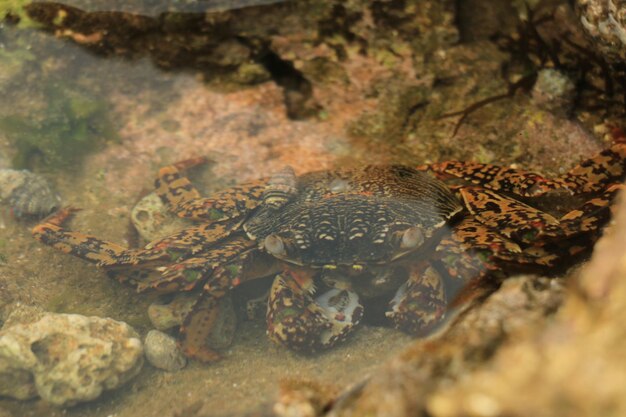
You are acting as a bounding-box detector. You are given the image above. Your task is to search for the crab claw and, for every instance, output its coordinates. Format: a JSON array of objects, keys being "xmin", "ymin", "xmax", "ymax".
[
  {"xmin": 386, "ymin": 265, "xmax": 447, "ymax": 336},
  {"xmin": 266, "ymin": 271, "xmax": 363, "ymax": 353}
]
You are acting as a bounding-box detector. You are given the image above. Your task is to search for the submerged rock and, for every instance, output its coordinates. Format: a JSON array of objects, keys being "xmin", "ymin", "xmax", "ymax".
[
  {"xmin": 576, "ymin": 0, "xmax": 626, "ymax": 63},
  {"xmin": 144, "ymin": 330, "xmax": 187, "ymax": 372},
  {"xmin": 531, "ymin": 69, "xmax": 576, "ymax": 115},
  {"xmin": 131, "ymin": 192, "xmax": 191, "ymax": 242},
  {"xmin": 0, "ymin": 310, "xmax": 143, "ymax": 406}
]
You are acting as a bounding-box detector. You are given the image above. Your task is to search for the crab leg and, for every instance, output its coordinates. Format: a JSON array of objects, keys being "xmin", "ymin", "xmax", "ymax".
[
  {"xmin": 454, "ymin": 190, "xmax": 606, "ymax": 266},
  {"xmin": 458, "ymin": 187, "xmax": 563, "ymax": 243},
  {"xmin": 557, "ymin": 143, "xmax": 626, "ymax": 194},
  {"xmin": 548, "ymin": 183, "xmax": 626, "ymax": 237},
  {"xmin": 445, "ymin": 217, "xmax": 561, "ymax": 266},
  {"xmin": 155, "ymin": 157, "xmax": 268, "ymax": 221},
  {"xmin": 32, "ymin": 207, "xmax": 242, "ymax": 268},
  {"xmin": 178, "ymin": 293, "xmax": 225, "ymax": 362},
  {"xmin": 178, "ymin": 239, "xmax": 280, "ymax": 362},
  {"xmin": 462, "ymin": 182, "xmax": 626, "ymax": 242},
  {"xmin": 386, "ymin": 263, "xmax": 449, "ymax": 335},
  {"xmin": 418, "ymin": 142, "xmax": 626, "ymax": 197},
  {"xmin": 32, "ymin": 207, "xmax": 168, "ymax": 266},
  {"xmin": 266, "ymin": 267, "xmax": 363, "ymax": 353}
]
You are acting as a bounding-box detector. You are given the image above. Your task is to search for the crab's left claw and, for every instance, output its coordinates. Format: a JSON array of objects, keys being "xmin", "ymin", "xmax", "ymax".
[{"xmin": 267, "ymin": 269, "xmax": 363, "ymax": 353}]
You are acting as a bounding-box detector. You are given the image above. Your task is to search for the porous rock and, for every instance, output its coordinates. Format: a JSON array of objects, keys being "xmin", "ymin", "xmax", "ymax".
[
  {"xmin": 131, "ymin": 192, "xmax": 191, "ymax": 242},
  {"xmin": 0, "ymin": 310, "xmax": 143, "ymax": 406}
]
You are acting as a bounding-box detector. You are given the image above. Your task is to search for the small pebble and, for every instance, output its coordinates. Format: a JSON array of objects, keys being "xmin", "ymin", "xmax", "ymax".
[
  {"xmin": 144, "ymin": 330, "xmax": 187, "ymax": 371},
  {"xmin": 131, "ymin": 192, "xmax": 190, "ymax": 241},
  {"xmin": 531, "ymin": 69, "xmax": 576, "ymax": 115}
]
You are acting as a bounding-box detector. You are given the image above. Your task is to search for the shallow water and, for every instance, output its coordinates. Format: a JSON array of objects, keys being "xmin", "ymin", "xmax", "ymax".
[{"xmin": 0, "ymin": 1, "xmax": 622, "ymax": 416}]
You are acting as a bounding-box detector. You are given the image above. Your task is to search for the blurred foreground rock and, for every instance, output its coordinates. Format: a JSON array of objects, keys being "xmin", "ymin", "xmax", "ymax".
[
  {"xmin": 0, "ymin": 307, "xmax": 143, "ymax": 406},
  {"xmin": 426, "ymin": 190, "xmax": 626, "ymax": 417},
  {"xmin": 313, "ymin": 189, "xmax": 626, "ymax": 417}
]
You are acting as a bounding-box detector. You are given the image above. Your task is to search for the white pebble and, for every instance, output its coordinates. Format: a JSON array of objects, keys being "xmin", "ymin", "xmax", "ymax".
[{"xmin": 144, "ymin": 330, "xmax": 187, "ymax": 371}]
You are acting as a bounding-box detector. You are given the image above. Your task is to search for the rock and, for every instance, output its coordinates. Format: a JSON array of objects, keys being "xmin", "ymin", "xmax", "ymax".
[
  {"xmin": 130, "ymin": 192, "xmax": 191, "ymax": 242},
  {"xmin": 531, "ymin": 69, "xmax": 576, "ymax": 115},
  {"xmin": 424, "ymin": 190, "xmax": 626, "ymax": 417},
  {"xmin": 0, "ymin": 311, "xmax": 143, "ymax": 406},
  {"xmin": 144, "ymin": 330, "xmax": 186, "ymax": 372},
  {"xmin": 148, "ymin": 292, "xmax": 197, "ymax": 331},
  {"xmin": 576, "ymin": 0, "xmax": 626, "ymax": 64}
]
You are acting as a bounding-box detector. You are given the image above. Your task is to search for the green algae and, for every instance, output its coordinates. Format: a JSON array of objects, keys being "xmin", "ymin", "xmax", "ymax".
[
  {"xmin": 0, "ymin": 0, "xmax": 42, "ymax": 28},
  {"xmin": 0, "ymin": 82, "xmax": 117, "ymax": 169}
]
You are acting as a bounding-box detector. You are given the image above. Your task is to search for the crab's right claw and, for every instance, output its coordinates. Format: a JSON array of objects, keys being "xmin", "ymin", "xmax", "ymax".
[{"xmin": 266, "ymin": 269, "xmax": 363, "ymax": 353}]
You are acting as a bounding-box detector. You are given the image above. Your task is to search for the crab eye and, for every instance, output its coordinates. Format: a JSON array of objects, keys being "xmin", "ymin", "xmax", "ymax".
[
  {"xmin": 400, "ymin": 227, "xmax": 424, "ymax": 249},
  {"xmin": 264, "ymin": 234, "xmax": 286, "ymax": 256}
]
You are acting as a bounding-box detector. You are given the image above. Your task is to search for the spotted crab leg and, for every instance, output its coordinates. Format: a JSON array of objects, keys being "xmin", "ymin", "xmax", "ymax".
[
  {"xmin": 32, "ymin": 207, "xmax": 168, "ymax": 267},
  {"xmin": 32, "ymin": 207, "xmax": 243, "ymax": 268},
  {"xmin": 386, "ymin": 263, "xmax": 449, "ymax": 335},
  {"xmin": 548, "ymin": 183, "xmax": 626, "ymax": 237},
  {"xmin": 461, "ymin": 182, "xmax": 626, "ymax": 242},
  {"xmin": 418, "ymin": 142, "xmax": 626, "ymax": 197},
  {"xmin": 458, "ymin": 187, "xmax": 563, "ymax": 243},
  {"xmin": 266, "ymin": 267, "xmax": 364, "ymax": 353},
  {"xmin": 456, "ymin": 188, "xmax": 614, "ymax": 266},
  {"xmin": 155, "ymin": 157, "xmax": 269, "ymax": 221},
  {"xmin": 556, "ymin": 143, "xmax": 626, "ymax": 194},
  {"xmin": 178, "ymin": 239, "xmax": 281, "ymax": 361}
]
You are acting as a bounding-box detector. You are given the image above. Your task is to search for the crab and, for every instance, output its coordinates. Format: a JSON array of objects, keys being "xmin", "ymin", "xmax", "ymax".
[{"xmin": 32, "ymin": 143, "xmax": 626, "ymax": 362}]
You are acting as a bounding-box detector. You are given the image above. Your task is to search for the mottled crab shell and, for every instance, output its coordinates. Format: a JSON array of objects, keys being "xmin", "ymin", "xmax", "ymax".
[{"xmin": 244, "ymin": 166, "xmax": 463, "ymax": 267}]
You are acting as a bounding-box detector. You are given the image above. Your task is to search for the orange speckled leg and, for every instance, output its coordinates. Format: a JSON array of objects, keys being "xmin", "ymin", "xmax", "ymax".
[
  {"xmin": 459, "ymin": 187, "xmax": 562, "ymax": 243},
  {"xmin": 155, "ymin": 158, "xmax": 268, "ymax": 221},
  {"xmin": 418, "ymin": 143, "xmax": 626, "ymax": 197},
  {"xmin": 178, "ymin": 241, "xmax": 279, "ymax": 362},
  {"xmin": 32, "ymin": 207, "xmax": 168, "ymax": 267}
]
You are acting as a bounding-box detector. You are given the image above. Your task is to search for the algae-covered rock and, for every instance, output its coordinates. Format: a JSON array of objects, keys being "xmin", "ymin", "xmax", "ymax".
[
  {"xmin": 0, "ymin": 309, "xmax": 143, "ymax": 406},
  {"xmin": 0, "ymin": 83, "xmax": 117, "ymax": 169}
]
